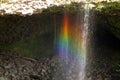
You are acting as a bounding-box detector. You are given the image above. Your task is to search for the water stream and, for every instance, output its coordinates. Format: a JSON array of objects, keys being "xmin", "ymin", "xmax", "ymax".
[
  {"xmin": 79, "ymin": 2, "xmax": 90, "ymax": 80},
  {"xmin": 55, "ymin": 1, "xmax": 90, "ymax": 80}
]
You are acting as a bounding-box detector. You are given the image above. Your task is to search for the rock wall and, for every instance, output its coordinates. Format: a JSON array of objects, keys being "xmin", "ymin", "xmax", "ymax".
[{"xmin": 0, "ymin": 52, "xmax": 111, "ymax": 80}]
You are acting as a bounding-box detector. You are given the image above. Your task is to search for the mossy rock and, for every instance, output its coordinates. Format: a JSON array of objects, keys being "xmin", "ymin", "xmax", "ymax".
[{"xmin": 94, "ymin": 2, "xmax": 120, "ymax": 39}]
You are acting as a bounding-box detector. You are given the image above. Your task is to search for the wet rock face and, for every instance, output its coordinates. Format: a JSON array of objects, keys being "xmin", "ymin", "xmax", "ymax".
[
  {"xmin": 0, "ymin": 14, "xmax": 56, "ymax": 58},
  {"xmin": 108, "ymin": 16, "xmax": 120, "ymax": 39},
  {"xmin": 0, "ymin": 52, "xmax": 51, "ymax": 80},
  {"xmin": 0, "ymin": 52, "xmax": 111, "ymax": 80},
  {"xmin": 93, "ymin": 2, "xmax": 120, "ymax": 40}
]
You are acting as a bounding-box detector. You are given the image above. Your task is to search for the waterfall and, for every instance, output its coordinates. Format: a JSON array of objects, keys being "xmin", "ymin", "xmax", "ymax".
[
  {"xmin": 55, "ymin": 1, "xmax": 90, "ymax": 80},
  {"xmin": 79, "ymin": 1, "xmax": 90, "ymax": 80}
]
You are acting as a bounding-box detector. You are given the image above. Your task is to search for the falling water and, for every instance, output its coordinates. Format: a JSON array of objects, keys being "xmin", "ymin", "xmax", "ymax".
[
  {"xmin": 55, "ymin": 1, "xmax": 90, "ymax": 80},
  {"xmin": 79, "ymin": 1, "xmax": 90, "ymax": 80}
]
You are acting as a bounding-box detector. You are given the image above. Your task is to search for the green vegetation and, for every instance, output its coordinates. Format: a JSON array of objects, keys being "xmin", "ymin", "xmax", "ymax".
[
  {"xmin": 116, "ymin": 63, "xmax": 120, "ymax": 72},
  {"xmin": 95, "ymin": 2, "xmax": 120, "ymax": 12}
]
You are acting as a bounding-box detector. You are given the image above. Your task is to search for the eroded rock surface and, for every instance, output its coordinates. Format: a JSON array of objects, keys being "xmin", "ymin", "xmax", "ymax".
[{"xmin": 0, "ymin": 51, "xmax": 111, "ymax": 80}]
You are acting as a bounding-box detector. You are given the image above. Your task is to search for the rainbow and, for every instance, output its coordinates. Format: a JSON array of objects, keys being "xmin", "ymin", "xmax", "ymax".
[
  {"xmin": 57, "ymin": 13, "xmax": 86, "ymax": 63},
  {"xmin": 58, "ymin": 13, "xmax": 69, "ymax": 61}
]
